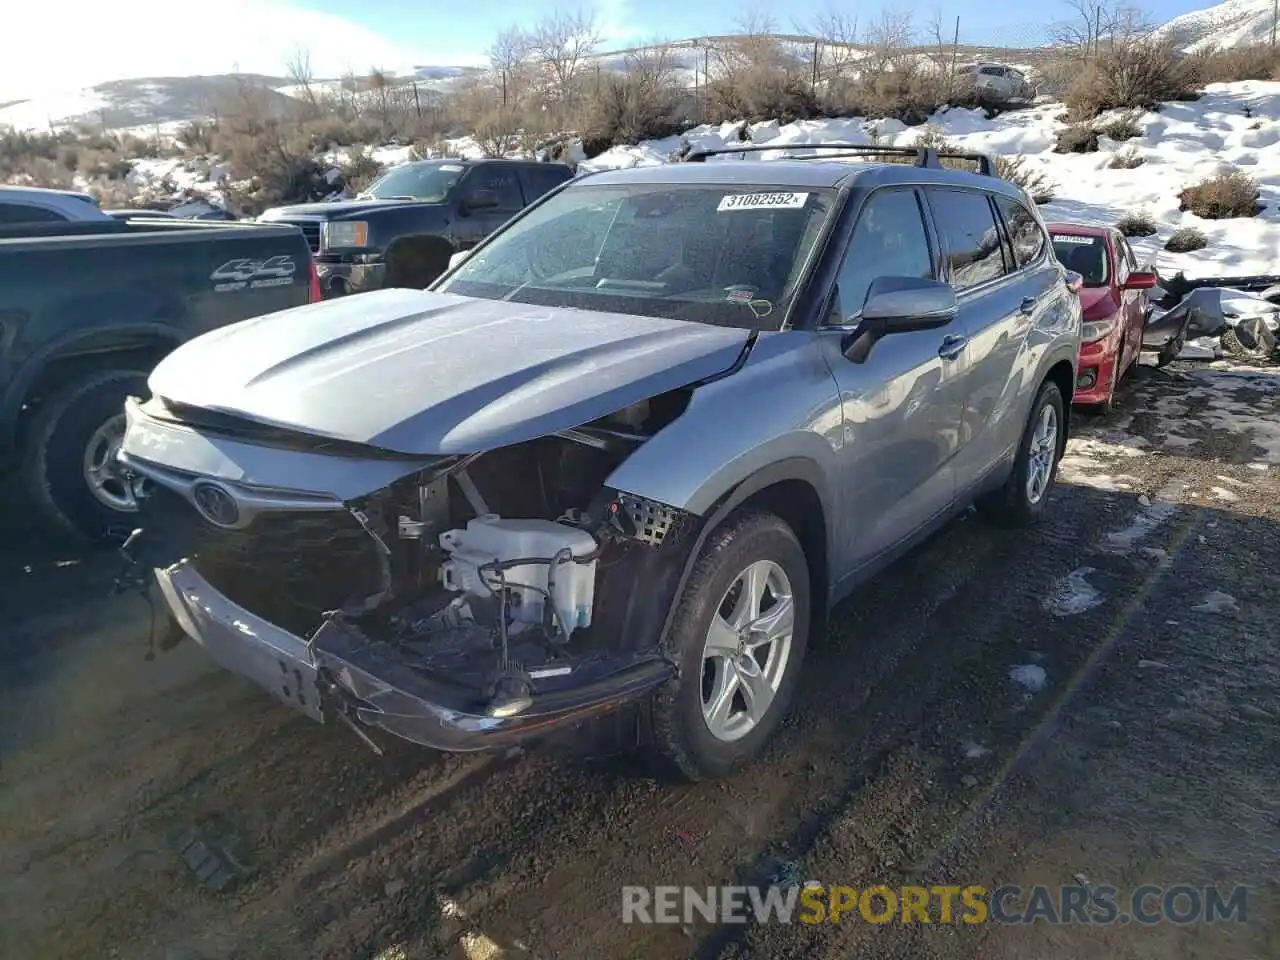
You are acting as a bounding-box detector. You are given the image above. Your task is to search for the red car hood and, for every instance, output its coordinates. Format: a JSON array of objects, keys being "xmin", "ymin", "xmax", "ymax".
[{"xmin": 1078, "ymin": 286, "xmax": 1120, "ymax": 321}]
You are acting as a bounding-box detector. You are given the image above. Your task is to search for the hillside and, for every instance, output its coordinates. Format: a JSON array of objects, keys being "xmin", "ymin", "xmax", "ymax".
[{"xmin": 1154, "ymin": 0, "xmax": 1279, "ymax": 52}]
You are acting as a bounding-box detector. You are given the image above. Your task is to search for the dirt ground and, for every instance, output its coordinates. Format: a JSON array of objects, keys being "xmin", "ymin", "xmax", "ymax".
[{"xmin": 1, "ymin": 357, "xmax": 1277, "ymax": 960}]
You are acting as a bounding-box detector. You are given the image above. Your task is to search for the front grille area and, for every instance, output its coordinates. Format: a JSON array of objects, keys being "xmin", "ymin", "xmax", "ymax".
[
  {"xmin": 139, "ymin": 484, "xmax": 384, "ymax": 636},
  {"xmin": 277, "ymin": 219, "xmax": 321, "ymax": 253}
]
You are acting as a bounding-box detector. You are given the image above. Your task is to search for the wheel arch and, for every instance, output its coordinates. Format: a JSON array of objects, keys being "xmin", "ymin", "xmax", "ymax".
[
  {"xmin": 383, "ymin": 234, "xmax": 456, "ymax": 289},
  {"xmin": 1042, "ymin": 355, "xmax": 1076, "ymax": 456},
  {"xmin": 2, "ymin": 324, "xmax": 182, "ymax": 461},
  {"xmin": 639, "ymin": 457, "xmax": 834, "ymax": 655}
]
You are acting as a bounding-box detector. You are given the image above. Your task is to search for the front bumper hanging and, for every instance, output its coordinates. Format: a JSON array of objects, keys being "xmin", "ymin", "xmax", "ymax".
[{"xmin": 153, "ymin": 560, "xmax": 676, "ymax": 753}]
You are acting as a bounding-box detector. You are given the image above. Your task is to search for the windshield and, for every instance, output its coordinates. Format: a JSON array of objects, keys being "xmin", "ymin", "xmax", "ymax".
[
  {"xmin": 436, "ymin": 183, "xmax": 837, "ymax": 330},
  {"xmin": 1051, "ymin": 233, "xmax": 1109, "ymax": 287},
  {"xmin": 359, "ymin": 162, "xmax": 466, "ymax": 201}
]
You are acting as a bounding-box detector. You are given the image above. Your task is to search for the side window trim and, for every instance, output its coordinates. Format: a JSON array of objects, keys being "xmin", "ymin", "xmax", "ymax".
[
  {"xmin": 988, "ymin": 194, "xmax": 1017, "ymax": 276},
  {"xmin": 992, "ymin": 193, "xmax": 1049, "ymax": 274}
]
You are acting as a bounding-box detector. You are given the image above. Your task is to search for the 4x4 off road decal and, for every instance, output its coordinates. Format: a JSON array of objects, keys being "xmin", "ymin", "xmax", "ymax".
[{"xmin": 210, "ymin": 256, "xmax": 298, "ymax": 292}]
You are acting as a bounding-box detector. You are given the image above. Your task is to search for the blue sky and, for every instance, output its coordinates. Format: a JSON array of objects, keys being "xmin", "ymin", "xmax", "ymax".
[
  {"xmin": 302, "ymin": 0, "xmax": 1225, "ymax": 61},
  {"xmin": 0, "ymin": 0, "xmax": 1229, "ymax": 100}
]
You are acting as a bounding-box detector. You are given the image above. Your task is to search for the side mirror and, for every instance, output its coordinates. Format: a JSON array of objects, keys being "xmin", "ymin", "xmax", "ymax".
[
  {"xmin": 1064, "ymin": 270, "xmax": 1083, "ymax": 294},
  {"xmin": 464, "ymin": 189, "xmax": 500, "ymax": 212},
  {"xmin": 448, "ymin": 249, "xmax": 471, "ymax": 271},
  {"xmin": 1123, "ymin": 271, "xmax": 1158, "ymax": 290},
  {"xmin": 841, "ymin": 276, "xmax": 958, "ymax": 362}
]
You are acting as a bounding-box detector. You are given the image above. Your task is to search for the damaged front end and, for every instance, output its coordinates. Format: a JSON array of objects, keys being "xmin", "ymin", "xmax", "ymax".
[{"xmin": 117, "ymin": 392, "xmax": 700, "ymax": 753}]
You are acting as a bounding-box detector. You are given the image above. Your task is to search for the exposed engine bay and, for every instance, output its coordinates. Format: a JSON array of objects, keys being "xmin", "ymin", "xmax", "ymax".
[{"xmin": 128, "ymin": 391, "xmax": 696, "ymax": 722}]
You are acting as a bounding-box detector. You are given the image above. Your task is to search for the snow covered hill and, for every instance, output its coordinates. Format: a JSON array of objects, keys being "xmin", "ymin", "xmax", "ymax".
[{"xmin": 1154, "ymin": 0, "xmax": 1278, "ymax": 53}]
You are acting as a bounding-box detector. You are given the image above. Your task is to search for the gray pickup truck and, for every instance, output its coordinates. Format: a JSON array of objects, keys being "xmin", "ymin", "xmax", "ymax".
[
  {"xmin": 258, "ymin": 157, "xmax": 574, "ymax": 297},
  {"xmin": 0, "ymin": 188, "xmax": 320, "ymax": 541},
  {"xmin": 120, "ymin": 144, "xmax": 1082, "ymax": 782}
]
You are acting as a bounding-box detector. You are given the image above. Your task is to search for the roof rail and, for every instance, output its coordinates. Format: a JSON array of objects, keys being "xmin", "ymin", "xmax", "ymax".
[
  {"xmin": 933, "ymin": 149, "xmax": 997, "ymax": 177},
  {"xmin": 679, "ymin": 141, "xmax": 998, "ymax": 178}
]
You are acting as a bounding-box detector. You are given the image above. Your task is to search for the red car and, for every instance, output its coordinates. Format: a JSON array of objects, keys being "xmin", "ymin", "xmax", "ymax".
[{"xmin": 1046, "ymin": 223, "xmax": 1158, "ymax": 412}]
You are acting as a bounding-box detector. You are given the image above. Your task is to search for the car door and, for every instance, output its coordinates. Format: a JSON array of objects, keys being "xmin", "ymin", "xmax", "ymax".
[
  {"xmin": 453, "ymin": 165, "xmax": 525, "ymax": 249},
  {"xmin": 928, "ymin": 188, "xmax": 1055, "ymax": 491},
  {"xmin": 820, "ymin": 185, "xmax": 965, "ymax": 573}
]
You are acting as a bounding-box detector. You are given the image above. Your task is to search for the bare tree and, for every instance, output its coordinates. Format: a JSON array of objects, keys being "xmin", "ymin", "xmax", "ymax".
[
  {"xmin": 1049, "ymin": 0, "xmax": 1152, "ymax": 58},
  {"xmin": 527, "ymin": 7, "xmax": 602, "ymax": 111},
  {"xmin": 806, "ymin": 10, "xmax": 863, "ymax": 83},
  {"xmin": 489, "ymin": 26, "xmax": 531, "ymax": 107},
  {"xmin": 285, "ymin": 45, "xmax": 320, "ymax": 115}
]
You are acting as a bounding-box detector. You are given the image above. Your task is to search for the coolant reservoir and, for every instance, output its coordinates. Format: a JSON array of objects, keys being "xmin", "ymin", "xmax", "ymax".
[{"xmin": 439, "ymin": 516, "xmax": 598, "ymax": 634}]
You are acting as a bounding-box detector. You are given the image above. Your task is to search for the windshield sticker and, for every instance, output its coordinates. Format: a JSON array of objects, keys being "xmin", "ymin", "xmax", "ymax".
[
  {"xmin": 440, "ymin": 164, "xmax": 465, "ymax": 172},
  {"xmin": 718, "ymin": 192, "xmax": 809, "ymax": 212},
  {"xmin": 724, "ymin": 285, "xmax": 757, "ymax": 302},
  {"xmin": 1052, "ymin": 235, "xmax": 1098, "ymax": 244}
]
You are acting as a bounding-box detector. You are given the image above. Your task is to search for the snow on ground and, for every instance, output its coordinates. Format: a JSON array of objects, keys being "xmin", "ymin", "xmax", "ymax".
[{"xmin": 579, "ymin": 81, "xmax": 1280, "ymax": 278}]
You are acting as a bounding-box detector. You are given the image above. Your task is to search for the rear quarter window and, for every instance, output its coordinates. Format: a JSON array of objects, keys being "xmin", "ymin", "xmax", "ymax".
[
  {"xmin": 994, "ymin": 196, "xmax": 1046, "ymax": 269},
  {"xmin": 0, "ymin": 202, "xmax": 67, "ymax": 224}
]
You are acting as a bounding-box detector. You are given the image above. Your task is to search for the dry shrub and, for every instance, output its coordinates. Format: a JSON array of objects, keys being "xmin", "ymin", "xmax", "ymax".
[
  {"xmin": 1054, "ymin": 123, "xmax": 1099, "ymax": 154},
  {"xmin": 1096, "ymin": 113, "xmax": 1143, "ymax": 141},
  {"xmin": 706, "ymin": 70, "xmax": 822, "ymax": 126},
  {"xmin": 1197, "ymin": 44, "xmax": 1280, "ymax": 84},
  {"xmin": 1116, "ymin": 210, "xmax": 1158, "ymax": 237},
  {"xmin": 1165, "ymin": 226, "xmax": 1207, "ymax": 252},
  {"xmin": 1108, "ymin": 146, "xmax": 1146, "ymax": 169},
  {"xmin": 995, "ymin": 155, "xmax": 1056, "ymax": 203},
  {"xmin": 1178, "ymin": 170, "xmax": 1262, "ymax": 219},
  {"xmin": 580, "ymin": 72, "xmax": 685, "ymax": 157},
  {"xmin": 1063, "ymin": 40, "xmax": 1201, "ymax": 120},
  {"xmin": 337, "ymin": 148, "xmax": 385, "ymax": 195}
]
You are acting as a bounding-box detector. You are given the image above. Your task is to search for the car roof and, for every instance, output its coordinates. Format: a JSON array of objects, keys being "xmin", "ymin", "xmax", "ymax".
[
  {"xmin": 579, "ymin": 158, "xmax": 1027, "ymax": 199},
  {"xmin": 0, "ymin": 185, "xmax": 97, "ymax": 202},
  {"xmin": 1045, "ymin": 222, "xmax": 1111, "ymax": 238}
]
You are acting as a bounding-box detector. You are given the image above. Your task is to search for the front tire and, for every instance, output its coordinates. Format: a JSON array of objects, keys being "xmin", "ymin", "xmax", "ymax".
[
  {"xmin": 21, "ymin": 369, "xmax": 149, "ymax": 542},
  {"xmin": 977, "ymin": 379, "xmax": 1065, "ymax": 528},
  {"xmin": 650, "ymin": 511, "xmax": 811, "ymax": 782}
]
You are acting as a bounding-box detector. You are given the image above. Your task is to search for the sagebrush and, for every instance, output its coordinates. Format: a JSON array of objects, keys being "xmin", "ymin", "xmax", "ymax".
[{"xmin": 1178, "ymin": 170, "xmax": 1261, "ymax": 219}]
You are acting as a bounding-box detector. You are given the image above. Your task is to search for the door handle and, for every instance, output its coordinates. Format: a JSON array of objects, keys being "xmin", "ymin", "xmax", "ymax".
[
  {"xmin": 938, "ymin": 335, "xmax": 967, "ymax": 360},
  {"xmin": 1019, "ymin": 296, "xmax": 1037, "ymax": 315}
]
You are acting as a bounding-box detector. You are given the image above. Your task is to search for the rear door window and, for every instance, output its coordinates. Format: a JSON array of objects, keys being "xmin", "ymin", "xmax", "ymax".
[
  {"xmin": 831, "ymin": 187, "xmax": 934, "ymax": 321},
  {"xmin": 518, "ymin": 165, "xmax": 573, "ymax": 204},
  {"xmin": 994, "ymin": 195, "xmax": 1046, "ymax": 269},
  {"xmin": 463, "ymin": 166, "xmax": 524, "ymax": 212},
  {"xmin": 924, "ymin": 188, "xmax": 1009, "ymax": 290}
]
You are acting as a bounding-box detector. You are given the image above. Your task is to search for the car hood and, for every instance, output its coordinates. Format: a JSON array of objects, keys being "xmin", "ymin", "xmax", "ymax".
[
  {"xmin": 147, "ymin": 289, "xmax": 752, "ymax": 456},
  {"xmin": 1078, "ymin": 286, "xmax": 1119, "ymax": 321},
  {"xmin": 260, "ymin": 198, "xmax": 437, "ymax": 220}
]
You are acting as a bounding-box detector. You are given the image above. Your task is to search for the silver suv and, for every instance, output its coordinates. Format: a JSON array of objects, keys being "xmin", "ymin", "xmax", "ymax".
[{"xmin": 118, "ymin": 144, "xmax": 1082, "ymax": 781}]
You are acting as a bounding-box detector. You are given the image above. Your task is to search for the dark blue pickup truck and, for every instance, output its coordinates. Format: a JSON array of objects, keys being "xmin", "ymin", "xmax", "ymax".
[
  {"xmin": 0, "ymin": 209, "xmax": 320, "ymax": 541},
  {"xmin": 258, "ymin": 157, "xmax": 575, "ymax": 297}
]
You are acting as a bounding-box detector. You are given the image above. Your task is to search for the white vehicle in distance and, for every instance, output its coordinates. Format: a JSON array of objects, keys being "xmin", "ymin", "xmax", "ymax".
[{"xmin": 956, "ymin": 63, "xmax": 1036, "ymax": 102}]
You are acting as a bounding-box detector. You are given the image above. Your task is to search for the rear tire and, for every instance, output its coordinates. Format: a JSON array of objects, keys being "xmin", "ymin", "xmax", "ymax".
[
  {"xmin": 21, "ymin": 369, "xmax": 149, "ymax": 543},
  {"xmin": 650, "ymin": 511, "xmax": 811, "ymax": 782},
  {"xmin": 977, "ymin": 380, "xmax": 1065, "ymax": 529}
]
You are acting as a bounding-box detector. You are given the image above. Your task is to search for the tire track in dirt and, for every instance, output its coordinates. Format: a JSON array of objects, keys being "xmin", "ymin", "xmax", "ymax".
[{"xmin": 710, "ymin": 365, "xmax": 1280, "ymax": 959}]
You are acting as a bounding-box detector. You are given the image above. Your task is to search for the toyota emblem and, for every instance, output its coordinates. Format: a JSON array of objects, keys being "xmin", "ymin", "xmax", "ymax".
[{"xmin": 191, "ymin": 481, "xmax": 240, "ymax": 527}]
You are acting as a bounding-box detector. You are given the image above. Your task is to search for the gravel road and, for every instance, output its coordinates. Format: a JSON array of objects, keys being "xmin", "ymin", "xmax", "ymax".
[{"xmin": 1, "ymin": 357, "xmax": 1276, "ymax": 960}]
